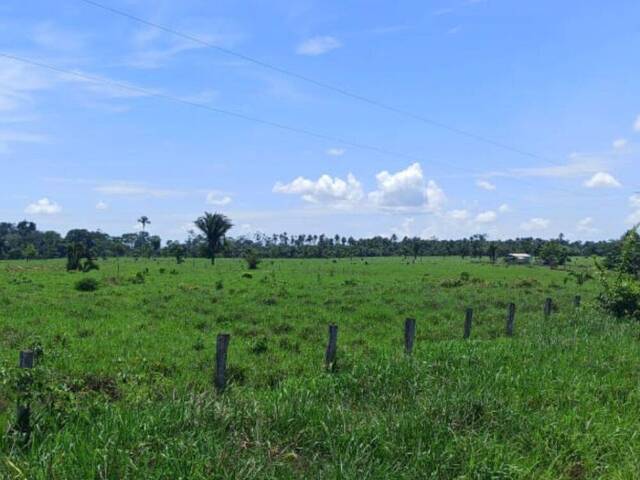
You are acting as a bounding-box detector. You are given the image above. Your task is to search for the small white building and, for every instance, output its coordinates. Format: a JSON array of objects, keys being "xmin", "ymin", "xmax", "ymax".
[{"xmin": 506, "ymin": 253, "xmax": 532, "ymax": 264}]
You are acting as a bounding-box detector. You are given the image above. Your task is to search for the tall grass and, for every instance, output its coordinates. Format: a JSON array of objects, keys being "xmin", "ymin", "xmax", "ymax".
[{"xmin": 0, "ymin": 257, "xmax": 637, "ymax": 478}]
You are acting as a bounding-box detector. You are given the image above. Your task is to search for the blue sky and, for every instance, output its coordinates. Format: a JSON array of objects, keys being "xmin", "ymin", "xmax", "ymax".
[{"xmin": 1, "ymin": 0, "xmax": 639, "ymax": 242}]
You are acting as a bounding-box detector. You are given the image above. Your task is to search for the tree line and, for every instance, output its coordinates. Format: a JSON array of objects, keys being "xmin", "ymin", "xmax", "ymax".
[{"xmin": 0, "ymin": 216, "xmax": 622, "ymax": 263}]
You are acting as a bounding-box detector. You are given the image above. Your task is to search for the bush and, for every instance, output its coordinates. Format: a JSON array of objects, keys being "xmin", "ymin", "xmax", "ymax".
[
  {"xmin": 597, "ymin": 275, "xmax": 640, "ymax": 320},
  {"xmin": 244, "ymin": 250, "xmax": 261, "ymax": 270},
  {"xmin": 75, "ymin": 278, "xmax": 99, "ymax": 292},
  {"xmin": 596, "ymin": 226, "xmax": 640, "ymax": 320},
  {"xmin": 130, "ymin": 272, "xmax": 146, "ymax": 284}
]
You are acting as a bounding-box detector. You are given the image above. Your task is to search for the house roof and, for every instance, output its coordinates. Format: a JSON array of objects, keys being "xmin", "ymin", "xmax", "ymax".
[{"xmin": 508, "ymin": 253, "xmax": 532, "ymax": 258}]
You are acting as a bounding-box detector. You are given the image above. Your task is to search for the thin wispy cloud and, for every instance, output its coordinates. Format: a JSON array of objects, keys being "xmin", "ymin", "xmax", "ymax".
[
  {"xmin": 32, "ymin": 22, "xmax": 87, "ymax": 52},
  {"xmin": 125, "ymin": 18, "xmax": 245, "ymax": 69},
  {"xmin": 296, "ymin": 36, "xmax": 342, "ymax": 56},
  {"xmin": 206, "ymin": 191, "xmax": 232, "ymax": 206},
  {"xmin": 0, "ymin": 56, "xmax": 51, "ymax": 113},
  {"xmin": 95, "ymin": 182, "xmax": 182, "ymax": 198},
  {"xmin": 369, "ymin": 25, "xmax": 411, "ymax": 35},
  {"xmin": 476, "ymin": 179, "xmax": 496, "ymax": 191},
  {"xmin": 0, "ymin": 130, "xmax": 48, "ymax": 153},
  {"xmin": 612, "ymin": 138, "xmax": 628, "ymax": 151},
  {"xmin": 326, "ymin": 148, "xmax": 345, "ymax": 156}
]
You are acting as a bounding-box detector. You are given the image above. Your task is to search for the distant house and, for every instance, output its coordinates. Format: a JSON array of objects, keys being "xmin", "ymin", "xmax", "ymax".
[{"xmin": 506, "ymin": 253, "xmax": 532, "ymax": 264}]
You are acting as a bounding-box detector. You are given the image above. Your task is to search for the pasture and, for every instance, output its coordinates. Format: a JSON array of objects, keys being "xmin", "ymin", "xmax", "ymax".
[{"xmin": 1, "ymin": 257, "xmax": 639, "ymax": 479}]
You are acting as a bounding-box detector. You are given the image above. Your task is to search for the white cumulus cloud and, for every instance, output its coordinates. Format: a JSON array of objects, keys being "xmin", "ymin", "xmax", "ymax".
[
  {"xmin": 274, "ymin": 163, "xmax": 445, "ymax": 213},
  {"xmin": 475, "ymin": 210, "xmax": 497, "ymax": 223},
  {"xmin": 95, "ymin": 201, "xmax": 108, "ymax": 210},
  {"xmin": 498, "ymin": 203, "xmax": 511, "ymax": 213},
  {"xmin": 476, "ymin": 179, "xmax": 496, "ymax": 191},
  {"xmin": 634, "ymin": 115, "xmax": 640, "ymax": 132},
  {"xmin": 584, "ymin": 172, "xmax": 621, "ymax": 188},
  {"xmin": 577, "ymin": 217, "xmax": 597, "ymax": 233},
  {"xmin": 273, "ymin": 173, "xmax": 363, "ymax": 206},
  {"xmin": 449, "ymin": 209, "xmax": 470, "ymax": 221},
  {"xmin": 206, "ymin": 191, "xmax": 232, "ymax": 206},
  {"xmin": 520, "ymin": 217, "xmax": 550, "ymax": 231},
  {"xmin": 25, "ymin": 198, "xmax": 61, "ymax": 215},
  {"xmin": 369, "ymin": 163, "xmax": 445, "ymax": 212},
  {"xmin": 296, "ymin": 36, "xmax": 341, "ymax": 56}
]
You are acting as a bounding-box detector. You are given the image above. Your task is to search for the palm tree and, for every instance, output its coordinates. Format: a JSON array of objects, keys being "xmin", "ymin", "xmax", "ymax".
[
  {"xmin": 137, "ymin": 216, "xmax": 151, "ymax": 231},
  {"xmin": 194, "ymin": 212, "xmax": 232, "ymax": 265}
]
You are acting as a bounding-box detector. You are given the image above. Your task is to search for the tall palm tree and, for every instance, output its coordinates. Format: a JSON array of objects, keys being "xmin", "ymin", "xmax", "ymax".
[
  {"xmin": 137, "ymin": 216, "xmax": 151, "ymax": 231},
  {"xmin": 194, "ymin": 212, "xmax": 232, "ymax": 265}
]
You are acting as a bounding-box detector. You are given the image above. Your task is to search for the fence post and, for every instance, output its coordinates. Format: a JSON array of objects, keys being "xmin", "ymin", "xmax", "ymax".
[
  {"xmin": 325, "ymin": 324, "xmax": 338, "ymax": 371},
  {"xmin": 17, "ymin": 350, "xmax": 34, "ymax": 441},
  {"xmin": 544, "ymin": 298, "xmax": 553, "ymax": 317},
  {"xmin": 506, "ymin": 303, "xmax": 516, "ymax": 337},
  {"xmin": 463, "ymin": 308, "xmax": 473, "ymax": 339},
  {"xmin": 573, "ymin": 295, "xmax": 581, "ymax": 308},
  {"xmin": 404, "ymin": 318, "xmax": 416, "ymax": 354},
  {"xmin": 214, "ymin": 334, "xmax": 230, "ymax": 393}
]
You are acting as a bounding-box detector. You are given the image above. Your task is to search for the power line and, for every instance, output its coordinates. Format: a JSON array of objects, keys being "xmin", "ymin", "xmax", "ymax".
[
  {"xmin": 0, "ymin": 52, "xmax": 618, "ymax": 202},
  {"xmin": 79, "ymin": 0, "xmax": 575, "ymax": 170}
]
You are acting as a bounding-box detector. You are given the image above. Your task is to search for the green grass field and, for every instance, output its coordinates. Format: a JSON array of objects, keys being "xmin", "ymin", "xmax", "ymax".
[{"xmin": 1, "ymin": 257, "xmax": 639, "ymax": 479}]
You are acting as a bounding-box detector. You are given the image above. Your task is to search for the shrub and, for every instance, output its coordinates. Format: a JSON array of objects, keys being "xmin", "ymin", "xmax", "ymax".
[
  {"xmin": 75, "ymin": 278, "xmax": 98, "ymax": 292},
  {"xmin": 440, "ymin": 278, "xmax": 464, "ymax": 288},
  {"xmin": 130, "ymin": 272, "xmax": 146, "ymax": 284},
  {"xmin": 597, "ymin": 275, "xmax": 640, "ymax": 320},
  {"xmin": 244, "ymin": 250, "xmax": 261, "ymax": 270},
  {"xmin": 596, "ymin": 226, "xmax": 640, "ymax": 320}
]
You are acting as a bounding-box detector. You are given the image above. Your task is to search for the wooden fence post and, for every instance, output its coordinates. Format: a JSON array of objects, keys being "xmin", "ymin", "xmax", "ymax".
[
  {"xmin": 506, "ymin": 303, "xmax": 516, "ymax": 337},
  {"xmin": 404, "ymin": 318, "xmax": 416, "ymax": 354},
  {"xmin": 544, "ymin": 298, "xmax": 553, "ymax": 317},
  {"xmin": 325, "ymin": 325, "xmax": 338, "ymax": 371},
  {"xmin": 214, "ymin": 334, "xmax": 230, "ymax": 393},
  {"xmin": 573, "ymin": 295, "xmax": 581, "ymax": 308},
  {"xmin": 17, "ymin": 350, "xmax": 34, "ymax": 441},
  {"xmin": 463, "ymin": 308, "xmax": 473, "ymax": 339}
]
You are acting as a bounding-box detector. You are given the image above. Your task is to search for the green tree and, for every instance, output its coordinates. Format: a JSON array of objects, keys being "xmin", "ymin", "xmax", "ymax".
[
  {"xmin": 194, "ymin": 212, "xmax": 232, "ymax": 265},
  {"xmin": 619, "ymin": 225, "xmax": 640, "ymax": 278},
  {"xmin": 137, "ymin": 216, "xmax": 151, "ymax": 232},
  {"xmin": 23, "ymin": 243, "xmax": 37, "ymax": 261},
  {"xmin": 538, "ymin": 241, "xmax": 569, "ymax": 268}
]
